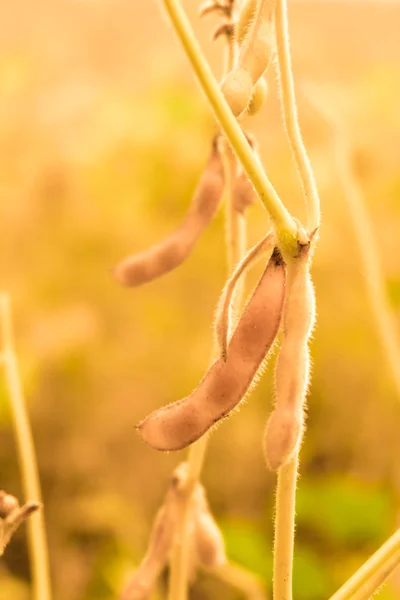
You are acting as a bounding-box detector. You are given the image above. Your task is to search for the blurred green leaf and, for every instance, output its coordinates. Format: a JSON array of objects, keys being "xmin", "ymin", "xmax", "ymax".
[
  {"xmin": 297, "ymin": 477, "xmax": 393, "ymax": 546},
  {"xmin": 293, "ymin": 546, "xmax": 333, "ymax": 600},
  {"xmin": 220, "ymin": 518, "xmax": 272, "ymax": 581}
]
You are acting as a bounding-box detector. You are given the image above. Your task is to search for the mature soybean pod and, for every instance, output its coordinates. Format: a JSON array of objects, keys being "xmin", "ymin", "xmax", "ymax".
[
  {"xmin": 239, "ymin": 18, "xmax": 274, "ymax": 86},
  {"xmin": 235, "ymin": 0, "xmax": 258, "ymax": 46},
  {"xmin": 138, "ymin": 248, "xmax": 286, "ymax": 451},
  {"xmin": 220, "ymin": 69, "xmax": 254, "ymax": 117},
  {"xmin": 193, "ymin": 486, "xmax": 226, "ymax": 570},
  {"xmin": 232, "ymin": 169, "xmax": 258, "ymax": 214},
  {"xmin": 114, "ymin": 138, "xmax": 224, "ymax": 286},
  {"xmin": 264, "ymin": 242, "xmax": 316, "ymax": 471}
]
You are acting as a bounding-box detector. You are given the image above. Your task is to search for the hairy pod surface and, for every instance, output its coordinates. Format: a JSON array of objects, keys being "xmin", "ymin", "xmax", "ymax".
[
  {"xmin": 232, "ymin": 169, "xmax": 257, "ymax": 214},
  {"xmin": 264, "ymin": 241, "xmax": 316, "ymax": 470},
  {"xmin": 235, "ymin": 0, "xmax": 258, "ymax": 46},
  {"xmin": 138, "ymin": 248, "xmax": 286, "ymax": 451},
  {"xmin": 274, "ymin": 245, "xmax": 315, "ymax": 408},
  {"xmin": 247, "ymin": 76, "xmax": 268, "ymax": 116},
  {"xmin": 215, "ymin": 232, "xmax": 274, "ymax": 361},
  {"xmin": 239, "ymin": 19, "xmax": 274, "ymax": 85},
  {"xmin": 263, "ymin": 407, "xmax": 303, "ymax": 471},
  {"xmin": 114, "ymin": 139, "xmax": 224, "ymax": 286},
  {"xmin": 220, "ymin": 68, "xmax": 254, "ymax": 117},
  {"xmin": 193, "ymin": 485, "xmax": 226, "ymax": 570}
]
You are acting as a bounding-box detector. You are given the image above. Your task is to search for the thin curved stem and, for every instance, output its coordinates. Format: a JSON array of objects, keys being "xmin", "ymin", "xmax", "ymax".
[
  {"xmin": 350, "ymin": 550, "xmax": 400, "ymax": 600},
  {"xmin": 162, "ymin": 0, "xmax": 299, "ymax": 257},
  {"xmin": 329, "ymin": 529, "xmax": 400, "ymax": 600},
  {"xmin": 274, "ymin": 0, "xmax": 320, "ymax": 232},
  {"xmin": 0, "ymin": 294, "xmax": 52, "ymax": 600}
]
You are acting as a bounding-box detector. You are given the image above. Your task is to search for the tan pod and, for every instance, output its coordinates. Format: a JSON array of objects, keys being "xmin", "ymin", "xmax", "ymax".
[
  {"xmin": 114, "ymin": 138, "xmax": 224, "ymax": 286},
  {"xmin": 138, "ymin": 248, "xmax": 286, "ymax": 451}
]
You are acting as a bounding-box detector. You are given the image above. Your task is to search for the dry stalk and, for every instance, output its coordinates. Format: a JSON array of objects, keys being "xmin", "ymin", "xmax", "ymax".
[{"xmin": 0, "ymin": 294, "xmax": 52, "ymax": 600}]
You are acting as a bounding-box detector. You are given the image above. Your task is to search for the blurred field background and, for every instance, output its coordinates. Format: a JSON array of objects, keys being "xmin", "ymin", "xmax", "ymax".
[{"xmin": 1, "ymin": 0, "xmax": 400, "ymax": 598}]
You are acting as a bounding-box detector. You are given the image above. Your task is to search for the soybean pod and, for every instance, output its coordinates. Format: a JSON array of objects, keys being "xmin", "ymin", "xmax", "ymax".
[
  {"xmin": 193, "ymin": 485, "xmax": 226, "ymax": 570},
  {"xmin": 264, "ymin": 236, "xmax": 316, "ymax": 471},
  {"xmin": 138, "ymin": 248, "xmax": 286, "ymax": 451},
  {"xmin": 114, "ymin": 137, "xmax": 224, "ymax": 287}
]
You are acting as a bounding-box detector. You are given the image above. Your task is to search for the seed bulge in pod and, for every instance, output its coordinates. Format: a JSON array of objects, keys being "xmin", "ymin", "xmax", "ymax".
[
  {"xmin": 221, "ymin": 68, "xmax": 253, "ymax": 117},
  {"xmin": 247, "ymin": 77, "xmax": 268, "ymax": 116}
]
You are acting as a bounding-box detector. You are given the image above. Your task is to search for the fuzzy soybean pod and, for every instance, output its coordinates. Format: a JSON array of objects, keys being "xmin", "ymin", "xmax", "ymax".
[
  {"xmin": 138, "ymin": 248, "xmax": 286, "ymax": 451},
  {"xmin": 114, "ymin": 138, "xmax": 224, "ymax": 287},
  {"xmin": 239, "ymin": 18, "xmax": 275, "ymax": 86},
  {"xmin": 193, "ymin": 485, "xmax": 226, "ymax": 570},
  {"xmin": 235, "ymin": 0, "xmax": 258, "ymax": 46},
  {"xmin": 232, "ymin": 168, "xmax": 258, "ymax": 214},
  {"xmin": 247, "ymin": 76, "xmax": 268, "ymax": 116},
  {"xmin": 264, "ymin": 241, "xmax": 316, "ymax": 471},
  {"xmin": 222, "ymin": 21, "xmax": 274, "ymax": 116}
]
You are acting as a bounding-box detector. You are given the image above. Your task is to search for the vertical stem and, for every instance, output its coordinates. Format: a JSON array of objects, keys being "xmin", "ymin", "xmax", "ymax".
[
  {"xmin": 273, "ymin": 454, "xmax": 298, "ymax": 600},
  {"xmin": 274, "ymin": 0, "xmax": 320, "ymax": 232},
  {"xmin": 0, "ymin": 294, "xmax": 52, "ymax": 600}
]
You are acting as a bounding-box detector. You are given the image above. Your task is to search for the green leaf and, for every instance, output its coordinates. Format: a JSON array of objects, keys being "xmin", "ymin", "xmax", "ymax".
[{"xmin": 297, "ymin": 477, "xmax": 393, "ymax": 546}]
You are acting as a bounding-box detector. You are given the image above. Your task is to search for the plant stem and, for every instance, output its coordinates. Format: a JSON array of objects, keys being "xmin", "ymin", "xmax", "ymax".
[
  {"xmin": 273, "ymin": 453, "xmax": 298, "ymax": 600},
  {"xmin": 329, "ymin": 529, "xmax": 400, "ymax": 600},
  {"xmin": 162, "ymin": 0, "xmax": 299, "ymax": 256},
  {"xmin": 350, "ymin": 549, "xmax": 400, "ymax": 600},
  {"xmin": 274, "ymin": 0, "xmax": 320, "ymax": 232},
  {"xmin": 0, "ymin": 294, "xmax": 52, "ymax": 600}
]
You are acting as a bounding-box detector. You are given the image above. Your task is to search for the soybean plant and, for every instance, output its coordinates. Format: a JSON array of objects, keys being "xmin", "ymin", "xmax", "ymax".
[{"xmin": 117, "ymin": 1, "xmax": 400, "ymax": 600}]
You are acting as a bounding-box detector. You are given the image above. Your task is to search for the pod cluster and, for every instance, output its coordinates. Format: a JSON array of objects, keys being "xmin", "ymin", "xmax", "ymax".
[
  {"xmin": 220, "ymin": 0, "xmax": 274, "ymax": 117},
  {"xmin": 119, "ymin": 463, "xmax": 226, "ymax": 600}
]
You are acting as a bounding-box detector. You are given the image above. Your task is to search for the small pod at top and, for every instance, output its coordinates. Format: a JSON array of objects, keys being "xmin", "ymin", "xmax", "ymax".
[
  {"xmin": 138, "ymin": 247, "xmax": 286, "ymax": 451},
  {"xmin": 114, "ymin": 137, "xmax": 225, "ymax": 287}
]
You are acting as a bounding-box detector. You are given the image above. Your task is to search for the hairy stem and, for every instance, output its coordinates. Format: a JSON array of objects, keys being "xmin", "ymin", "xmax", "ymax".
[
  {"xmin": 0, "ymin": 294, "xmax": 52, "ymax": 600},
  {"xmin": 273, "ymin": 453, "xmax": 298, "ymax": 600},
  {"xmin": 161, "ymin": 0, "xmax": 299, "ymax": 256},
  {"xmin": 329, "ymin": 529, "xmax": 400, "ymax": 600},
  {"xmin": 274, "ymin": 0, "xmax": 320, "ymax": 232}
]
